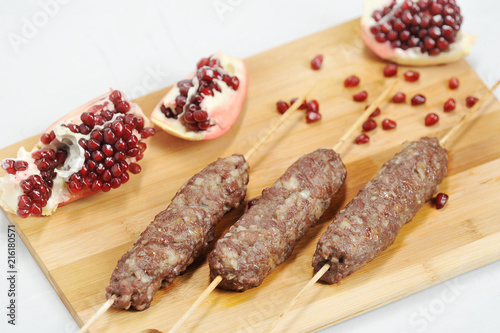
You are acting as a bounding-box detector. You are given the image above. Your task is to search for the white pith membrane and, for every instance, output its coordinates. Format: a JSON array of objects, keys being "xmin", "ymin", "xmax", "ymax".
[
  {"xmin": 0, "ymin": 93, "xmax": 148, "ymax": 217},
  {"xmin": 151, "ymin": 52, "xmax": 247, "ymax": 141},
  {"xmin": 361, "ymin": 0, "xmax": 475, "ymax": 66}
]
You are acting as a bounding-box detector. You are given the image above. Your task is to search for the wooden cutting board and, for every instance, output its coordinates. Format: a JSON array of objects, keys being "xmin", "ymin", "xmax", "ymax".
[{"xmin": 2, "ymin": 18, "xmax": 500, "ymax": 332}]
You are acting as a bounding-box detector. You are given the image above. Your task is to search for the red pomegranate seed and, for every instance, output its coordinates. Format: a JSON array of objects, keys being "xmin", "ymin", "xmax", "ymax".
[
  {"xmin": 404, "ymin": 71, "xmax": 420, "ymax": 82},
  {"xmin": 110, "ymin": 178, "xmax": 122, "ymax": 189},
  {"xmin": 290, "ymin": 98, "xmax": 308, "ymax": 110},
  {"xmin": 140, "ymin": 127, "xmax": 156, "ymax": 139},
  {"xmin": 382, "ymin": 118, "xmax": 397, "ymax": 130},
  {"xmin": 392, "ymin": 92, "xmax": 406, "ymax": 103},
  {"xmin": 411, "ymin": 94, "xmax": 426, "ymax": 106},
  {"xmin": 18, "ymin": 195, "xmax": 32, "ymax": 210},
  {"xmin": 449, "ymin": 77, "xmax": 459, "ymax": 89},
  {"xmin": 362, "ymin": 119, "xmax": 377, "ymax": 132},
  {"xmin": 383, "ymin": 64, "xmax": 398, "ymax": 77},
  {"xmin": 81, "ymin": 112, "xmax": 95, "ymax": 127},
  {"xmin": 435, "ymin": 193, "xmax": 449, "ymax": 209},
  {"xmin": 276, "ymin": 101, "xmax": 289, "ymax": 114},
  {"xmin": 366, "ymin": 105, "xmax": 381, "ymax": 118},
  {"xmin": 443, "ymin": 98, "xmax": 456, "ymax": 112},
  {"xmin": 102, "ymin": 182, "xmax": 112, "ymax": 192},
  {"xmin": 14, "ymin": 160, "xmax": 28, "ymax": 171},
  {"xmin": 17, "ymin": 209, "xmax": 30, "ymax": 218},
  {"xmin": 425, "ymin": 113, "xmax": 439, "ymax": 126},
  {"xmin": 465, "ymin": 96, "xmax": 478, "ymax": 108},
  {"xmin": 40, "ymin": 133, "xmax": 52, "ymax": 145},
  {"xmin": 197, "ymin": 57, "xmax": 210, "ymax": 69},
  {"xmin": 2, "ymin": 160, "xmax": 16, "ymax": 174},
  {"xmin": 355, "ymin": 133, "xmax": 370, "ymax": 144},
  {"xmin": 115, "ymin": 101, "xmax": 130, "ymax": 113},
  {"xmin": 31, "ymin": 204, "xmax": 43, "ymax": 217},
  {"xmin": 310, "ymin": 54, "xmax": 324, "ymax": 70},
  {"xmin": 306, "ymin": 100, "xmax": 319, "ymax": 113},
  {"xmin": 90, "ymin": 179, "xmax": 103, "ymax": 192},
  {"xmin": 353, "ymin": 91, "xmax": 368, "ymax": 102},
  {"xmin": 344, "ymin": 75, "xmax": 360, "ymax": 87},
  {"xmin": 306, "ymin": 112, "xmax": 322, "ymax": 124},
  {"xmin": 109, "ymin": 90, "xmax": 122, "ymax": 104},
  {"xmin": 129, "ymin": 163, "xmax": 142, "ymax": 174}
]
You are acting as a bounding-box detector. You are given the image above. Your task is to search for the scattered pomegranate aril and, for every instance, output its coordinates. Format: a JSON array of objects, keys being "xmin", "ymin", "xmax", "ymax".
[
  {"xmin": 290, "ymin": 98, "xmax": 308, "ymax": 110},
  {"xmin": 366, "ymin": 105, "xmax": 381, "ymax": 118},
  {"xmin": 392, "ymin": 92, "xmax": 406, "ymax": 103},
  {"xmin": 435, "ymin": 193, "xmax": 449, "ymax": 209},
  {"xmin": 425, "ymin": 113, "xmax": 439, "ymax": 126},
  {"xmin": 404, "ymin": 71, "xmax": 420, "ymax": 82},
  {"xmin": 306, "ymin": 100, "xmax": 319, "ymax": 113},
  {"xmin": 306, "ymin": 112, "xmax": 322, "ymax": 124},
  {"xmin": 276, "ymin": 101, "xmax": 289, "ymax": 114},
  {"xmin": 465, "ymin": 96, "xmax": 478, "ymax": 108},
  {"xmin": 310, "ymin": 54, "xmax": 324, "ymax": 70},
  {"xmin": 411, "ymin": 94, "xmax": 426, "ymax": 106},
  {"xmin": 443, "ymin": 98, "xmax": 456, "ymax": 112},
  {"xmin": 382, "ymin": 118, "xmax": 397, "ymax": 130},
  {"xmin": 355, "ymin": 133, "xmax": 370, "ymax": 144},
  {"xmin": 344, "ymin": 75, "xmax": 360, "ymax": 87},
  {"xmin": 151, "ymin": 52, "xmax": 247, "ymax": 141},
  {"xmin": 383, "ymin": 64, "xmax": 398, "ymax": 77},
  {"xmin": 449, "ymin": 77, "xmax": 460, "ymax": 89},
  {"xmin": 362, "ymin": 118, "xmax": 377, "ymax": 132},
  {"xmin": 353, "ymin": 91, "xmax": 368, "ymax": 102}
]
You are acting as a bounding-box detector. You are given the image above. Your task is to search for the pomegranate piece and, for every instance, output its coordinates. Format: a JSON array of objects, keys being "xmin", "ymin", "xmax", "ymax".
[
  {"xmin": 353, "ymin": 91, "xmax": 368, "ymax": 102},
  {"xmin": 411, "ymin": 94, "xmax": 426, "ymax": 106},
  {"xmin": 355, "ymin": 133, "xmax": 370, "ymax": 144},
  {"xmin": 466, "ymin": 96, "xmax": 478, "ymax": 108},
  {"xmin": 362, "ymin": 118, "xmax": 377, "ymax": 132},
  {"xmin": 443, "ymin": 98, "xmax": 456, "ymax": 112},
  {"xmin": 449, "ymin": 77, "xmax": 460, "ymax": 89},
  {"xmin": 425, "ymin": 113, "xmax": 439, "ymax": 126},
  {"xmin": 435, "ymin": 192, "xmax": 449, "ymax": 209},
  {"xmin": 310, "ymin": 54, "xmax": 324, "ymax": 70},
  {"xmin": 306, "ymin": 100, "xmax": 319, "ymax": 113},
  {"xmin": 404, "ymin": 71, "xmax": 420, "ymax": 82},
  {"xmin": 0, "ymin": 90, "xmax": 154, "ymax": 218},
  {"xmin": 361, "ymin": 0, "xmax": 475, "ymax": 66},
  {"xmin": 382, "ymin": 118, "xmax": 397, "ymax": 130},
  {"xmin": 151, "ymin": 52, "xmax": 248, "ymax": 141},
  {"xmin": 344, "ymin": 75, "xmax": 360, "ymax": 87},
  {"xmin": 306, "ymin": 112, "xmax": 322, "ymax": 124},
  {"xmin": 276, "ymin": 101, "xmax": 289, "ymax": 114},
  {"xmin": 392, "ymin": 92, "xmax": 406, "ymax": 103},
  {"xmin": 383, "ymin": 64, "xmax": 398, "ymax": 77}
]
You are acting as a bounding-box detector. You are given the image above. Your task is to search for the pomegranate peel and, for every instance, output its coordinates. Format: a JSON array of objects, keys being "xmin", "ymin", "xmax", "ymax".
[
  {"xmin": 151, "ymin": 52, "xmax": 248, "ymax": 141},
  {"xmin": 0, "ymin": 90, "xmax": 155, "ymax": 218},
  {"xmin": 361, "ymin": 0, "xmax": 476, "ymax": 66}
]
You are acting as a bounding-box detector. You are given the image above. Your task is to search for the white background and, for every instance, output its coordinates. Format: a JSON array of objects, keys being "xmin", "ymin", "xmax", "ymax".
[{"xmin": 1, "ymin": 0, "xmax": 500, "ymax": 332}]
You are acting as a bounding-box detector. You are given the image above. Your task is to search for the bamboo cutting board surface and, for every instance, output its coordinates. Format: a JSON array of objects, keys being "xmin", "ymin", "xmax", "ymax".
[{"xmin": 2, "ymin": 19, "xmax": 500, "ymax": 332}]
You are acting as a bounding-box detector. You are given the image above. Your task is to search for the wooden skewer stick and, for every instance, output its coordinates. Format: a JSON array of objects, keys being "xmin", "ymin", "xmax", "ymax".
[
  {"xmin": 168, "ymin": 82, "xmax": 398, "ymax": 333},
  {"xmin": 267, "ymin": 80, "xmax": 500, "ymax": 333},
  {"xmin": 440, "ymin": 80, "xmax": 500, "ymax": 148},
  {"xmin": 78, "ymin": 89, "xmax": 313, "ymax": 333},
  {"xmin": 244, "ymin": 94, "xmax": 310, "ymax": 161},
  {"xmin": 77, "ymin": 295, "xmax": 116, "ymax": 333},
  {"xmin": 167, "ymin": 276, "xmax": 222, "ymax": 333},
  {"xmin": 333, "ymin": 80, "xmax": 398, "ymax": 154}
]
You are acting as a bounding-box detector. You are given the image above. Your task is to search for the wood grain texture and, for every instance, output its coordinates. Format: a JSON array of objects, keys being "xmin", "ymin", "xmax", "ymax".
[{"xmin": 1, "ymin": 19, "xmax": 500, "ymax": 332}]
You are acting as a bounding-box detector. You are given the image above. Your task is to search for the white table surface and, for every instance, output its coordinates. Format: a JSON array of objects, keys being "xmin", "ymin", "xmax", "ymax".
[{"xmin": 1, "ymin": 1, "xmax": 499, "ymax": 332}]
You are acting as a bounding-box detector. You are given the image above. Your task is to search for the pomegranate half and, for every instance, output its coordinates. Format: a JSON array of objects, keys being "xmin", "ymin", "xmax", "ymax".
[
  {"xmin": 361, "ymin": 0, "xmax": 475, "ymax": 66},
  {"xmin": 0, "ymin": 90, "xmax": 155, "ymax": 218},
  {"xmin": 151, "ymin": 52, "xmax": 248, "ymax": 141}
]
